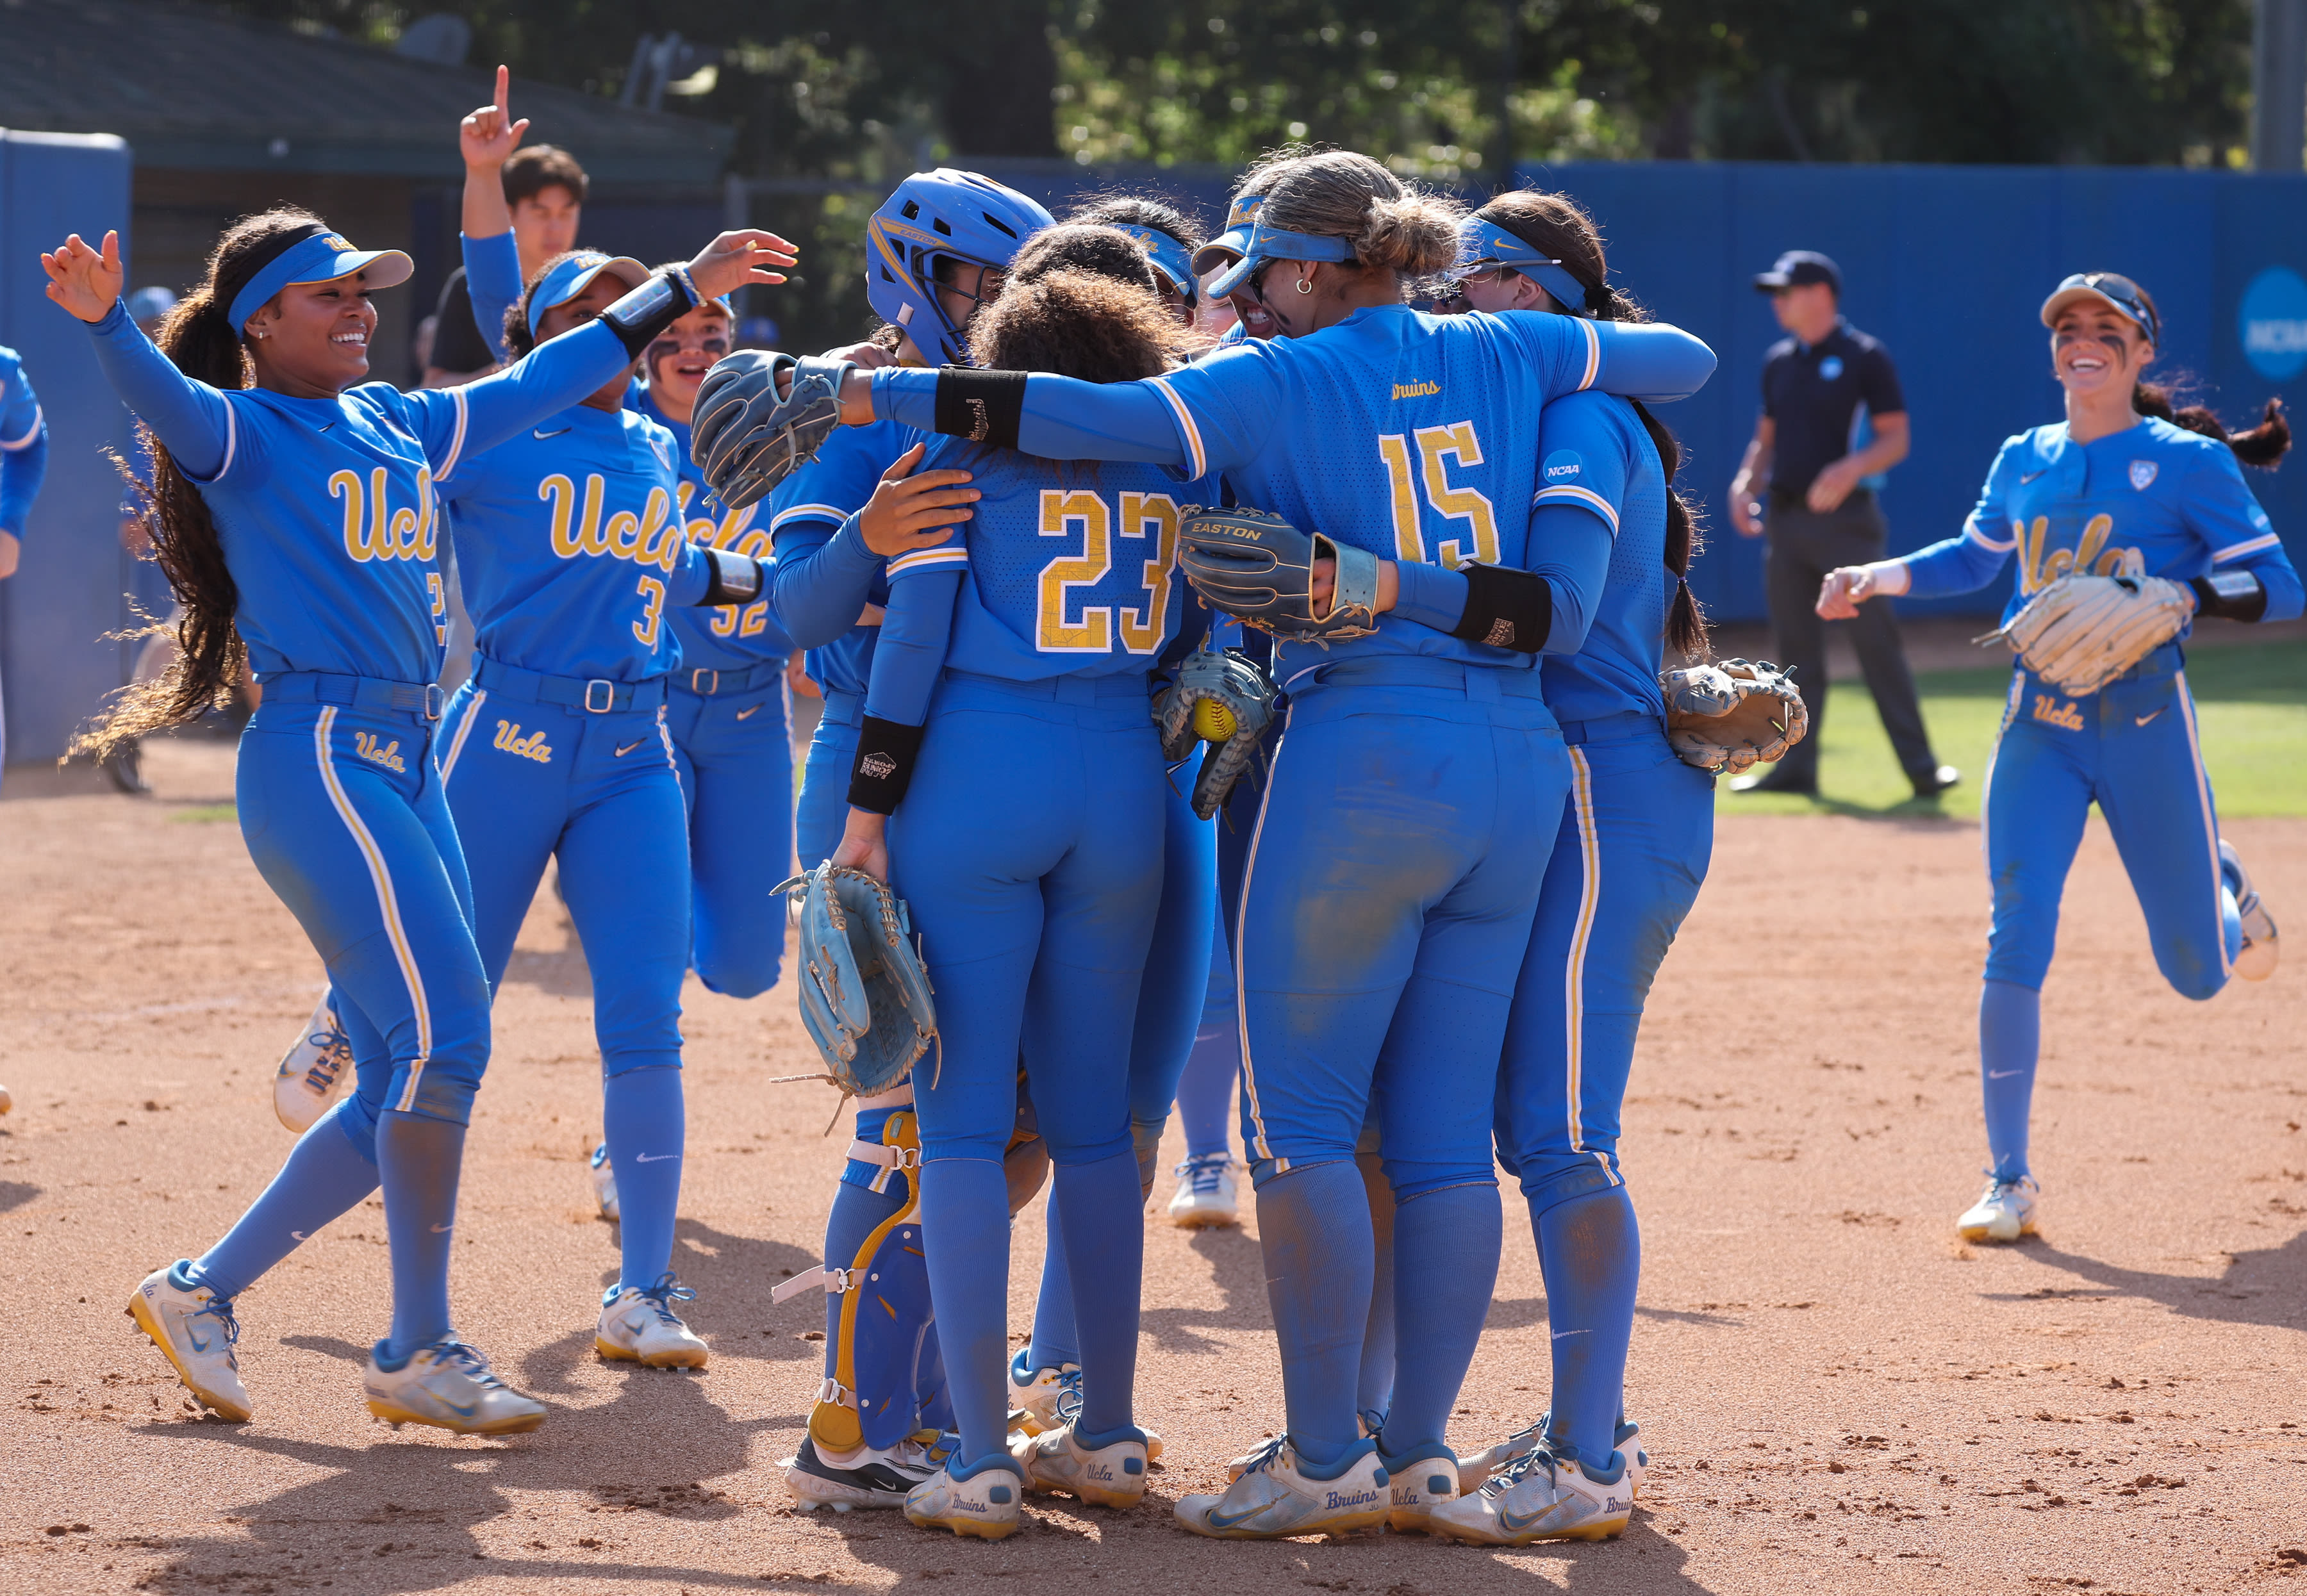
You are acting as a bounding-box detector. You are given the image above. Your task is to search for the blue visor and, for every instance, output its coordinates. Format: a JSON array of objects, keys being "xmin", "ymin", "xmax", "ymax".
[
  {"xmin": 527, "ymin": 252, "xmax": 650, "ymax": 338},
  {"xmin": 1112, "ymin": 226, "xmax": 1198, "ymax": 304},
  {"xmin": 2040, "ymin": 272, "xmax": 2160, "ymax": 345},
  {"xmin": 226, "ymin": 229, "xmax": 413, "ymax": 332},
  {"xmin": 1191, "ymin": 193, "xmax": 1268, "ymax": 277},
  {"xmin": 1205, "ymin": 217, "xmax": 1357, "ymax": 300},
  {"xmin": 1453, "ymin": 218, "xmax": 1594, "ymax": 317}
]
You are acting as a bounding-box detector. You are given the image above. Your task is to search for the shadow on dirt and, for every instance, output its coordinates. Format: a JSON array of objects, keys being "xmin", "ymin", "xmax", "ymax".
[{"xmin": 1994, "ymin": 1226, "xmax": 2307, "ymax": 1335}]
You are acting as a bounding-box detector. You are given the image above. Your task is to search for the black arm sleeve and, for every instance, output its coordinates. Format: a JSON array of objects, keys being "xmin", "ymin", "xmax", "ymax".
[
  {"xmin": 693, "ymin": 547, "xmax": 766, "ymax": 607},
  {"xmin": 932, "ymin": 368, "xmax": 1029, "ymax": 447},
  {"xmin": 848, "ymin": 716, "xmax": 927, "ymax": 814},
  {"xmin": 2190, "ymin": 568, "xmax": 2269, "ymax": 623},
  {"xmin": 1450, "ymin": 563, "xmax": 1554, "ymax": 654}
]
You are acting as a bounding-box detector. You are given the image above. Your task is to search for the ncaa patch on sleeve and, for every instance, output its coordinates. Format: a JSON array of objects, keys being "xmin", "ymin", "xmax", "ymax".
[{"xmin": 1542, "ymin": 450, "xmax": 1584, "ymax": 485}]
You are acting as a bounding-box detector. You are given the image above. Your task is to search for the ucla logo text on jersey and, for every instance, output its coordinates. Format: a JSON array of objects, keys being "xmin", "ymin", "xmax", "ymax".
[
  {"xmin": 2031, "ymin": 693, "xmax": 2085, "ymax": 730},
  {"xmin": 677, "ymin": 481, "xmax": 778, "ymax": 639},
  {"xmin": 352, "ymin": 729, "xmax": 406, "ymax": 773},
  {"xmin": 538, "ymin": 474, "xmax": 684, "ymax": 573},
  {"xmin": 329, "ymin": 466, "xmax": 440, "ymax": 564},
  {"xmin": 493, "ymin": 720, "xmax": 553, "ymax": 764},
  {"xmin": 1392, "ymin": 380, "xmax": 1441, "ymax": 400},
  {"xmin": 2014, "ymin": 512, "xmax": 2144, "ymax": 595}
]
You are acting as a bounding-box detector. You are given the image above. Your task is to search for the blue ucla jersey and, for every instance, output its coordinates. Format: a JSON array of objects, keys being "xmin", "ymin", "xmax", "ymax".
[
  {"xmin": 1908, "ymin": 416, "xmax": 2299, "ymax": 624},
  {"xmin": 1530, "ymin": 391, "xmax": 1673, "ymax": 723},
  {"xmin": 1145, "ymin": 304, "xmax": 1606, "ymax": 682},
  {"xmin": 886, "ymin": 441, "xmax": 1216, "ymax": 679},
  {"xmin": 192, "ymin": 383, "xmax": 477, "ymax": 682},
  {"xmin": 438, "ymin": 401, "xmax": 708, "ymax": 682},
  {"xmin": 633, "ymin": 386, "xmax": 795, "ymax": 670},
  {"xmin": 766, "ymin": 418, "xmax": 915, "ymax": 695},
  {"xmin": 0, "ymin": 346, "xmax": 40, "ymax": 450}
]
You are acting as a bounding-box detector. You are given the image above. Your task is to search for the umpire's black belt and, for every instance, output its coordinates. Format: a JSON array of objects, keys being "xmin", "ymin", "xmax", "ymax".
[
  {"xmin": 260, "ymin": 670, "xmax": 446, "ymax": 721},
  {"xmin": 473, "ymin": 655, "xmax": 668, "ymax": 714}
]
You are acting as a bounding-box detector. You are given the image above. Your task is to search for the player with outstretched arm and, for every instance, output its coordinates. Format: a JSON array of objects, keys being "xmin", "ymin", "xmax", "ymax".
[{"xmin": 1817, "ymin": 270, "xmax": 2299, "ymax": 1244}]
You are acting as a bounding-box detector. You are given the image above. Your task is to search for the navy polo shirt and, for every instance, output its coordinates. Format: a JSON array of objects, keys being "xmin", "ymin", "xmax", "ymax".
[{"xmin": 1761, "ymin": 318, "xmax": 1905, "ymax": 498}]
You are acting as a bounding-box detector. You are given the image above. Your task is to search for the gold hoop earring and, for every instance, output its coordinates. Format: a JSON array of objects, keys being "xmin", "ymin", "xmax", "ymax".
[{"xmin": 1295, "ymin": 276, "xmax": 1313, "ymax": 295}]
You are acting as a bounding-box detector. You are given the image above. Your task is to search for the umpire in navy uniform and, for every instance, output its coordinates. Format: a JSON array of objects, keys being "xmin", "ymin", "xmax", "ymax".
[{"xmin": 1728, "ymin": 250, "xmax": 1956, "ymax": 798}]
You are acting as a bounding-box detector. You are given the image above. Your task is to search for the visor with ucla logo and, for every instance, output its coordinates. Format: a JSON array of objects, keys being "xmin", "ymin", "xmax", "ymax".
[
  {"xmin": 1191, "ymin": 193, "xmax": 1268, "ymax": 278},
  {"xmin": 220, "ymin": 222, "xmax": 414, "ymax": 333}
]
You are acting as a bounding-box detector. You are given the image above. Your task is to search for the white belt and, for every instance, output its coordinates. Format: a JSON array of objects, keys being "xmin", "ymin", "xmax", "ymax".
[
  {"xmin": 845, "ymin": 1138, "xmax": 922, "ymax": 1171},
  {"xmin": 771, "ymin": 1264, "xmax": 855, "ymax": 1305}
]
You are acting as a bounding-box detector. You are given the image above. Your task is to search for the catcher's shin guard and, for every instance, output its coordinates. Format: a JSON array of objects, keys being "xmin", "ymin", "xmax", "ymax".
[{"xmin": 774, "ymin": 1111, "xmax": 937, "ymax": 1454}]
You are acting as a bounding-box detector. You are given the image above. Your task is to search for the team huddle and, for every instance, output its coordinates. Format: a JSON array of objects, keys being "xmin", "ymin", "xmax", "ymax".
[{"xmin": 31, "ymin": 66, "xmax": 2297, "ymax": 1551}]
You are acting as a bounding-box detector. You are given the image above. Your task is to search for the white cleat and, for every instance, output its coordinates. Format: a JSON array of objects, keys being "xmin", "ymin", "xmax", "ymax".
[
  {"xmin": 128, "ymin": 1264, "xmax": 252, "ymax": 1421},
  {"xmin": 363, "ymin": 1339, "xmax": 547, "ymax": 1435},
  {"xmin": 595, "ymin": 1274, "xmax": 709, "ymax": 1369},
  {"xmin": 1957, "ymin": 1174, "xmax": 2040, "ymax": 1243},
  {"xmin": 1011, "ymin": 1420, "xmax": 1148, "ymax": 1508},
  {"xmin": 2223, "ymin": 840, "xmax": 2279, "ymax": 982},
  {"xmin": 1429, "ymin": 1442, "xmax": 1633, "ymax": 1545},
  {"xmin": 1384, "ymin": 1451, "xmax": 1460, "ymax": 1533},
  {"xmin": 784, "ymin": 1431, "xmax": 950, "ymax": 1511},
  {"xmin": 1166, "ymin": 1152, "xmax": 1239, "ymax": 1228},
  {"xmin": 904, "ymin": 1461, "xmax": 1024, "ymax": 1539},
  {"xmin": 272, "ymin": 994, "xmax": 352, "ymax": 1133},
  {"xmin": 1007, "ymin": 1352, "xmax": 1076, "ymax": 1436},
  {"xmin": 1175, "ymin": 1438, "xmax": 1390, "ymax": 1540},
  {"xmin": 589, "ymin": 1142, "xmax": 620, "ymax": 1221},
  {"xmin": 1458, "ymin": 1415, "xmax": 1649, "ymax": 1497}
]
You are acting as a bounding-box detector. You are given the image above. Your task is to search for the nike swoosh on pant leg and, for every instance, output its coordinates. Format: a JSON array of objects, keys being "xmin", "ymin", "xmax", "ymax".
[
  {"xmin": 1987, "ymin": 1069, "xmax": 2024, "ymax": 1079},
  {"xmin": 615, "ymin": 739, "xmax": 647, "ymax": 757},
  {"xmin": 2135, "ymin": 709, "xmax": 2164, "ymax": 727},
  {"xmin": 633, "ymin": 1152, "xmax": 679, "ymax": 1162},
  {"xmin": 736, "ymin": 704, "xmax": 762, "ymax": 720}
]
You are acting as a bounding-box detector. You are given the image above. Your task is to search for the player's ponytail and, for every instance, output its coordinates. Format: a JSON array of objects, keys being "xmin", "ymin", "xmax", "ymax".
[
  {"xmin": 2134, "ymin": 383, "xmax": 2292, "ymax": 470},
  {"xmin": 80, "ymin": 209, "xmax": 327, "ymax": 759},
  {"xmin": 1476, "ymin": 190, "xmax": 1710, "ymax": 660},
  {"xmin": 1257, "ymin": 151, "xmax": 1466, "ymax": 285}
]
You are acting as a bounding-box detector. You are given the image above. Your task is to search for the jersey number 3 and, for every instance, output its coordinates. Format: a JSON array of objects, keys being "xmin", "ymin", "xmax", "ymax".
[
  {"xmin": 1036, "ymin": 490, "xmax": 1180, "ymax": 655},
  {"xmin": 1379, "ymin": 423, "xmax": 1500, "ymax": 568}
]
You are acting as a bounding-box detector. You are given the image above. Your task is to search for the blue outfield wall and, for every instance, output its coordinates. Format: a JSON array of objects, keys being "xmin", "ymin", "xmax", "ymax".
[
  {"xmin": 0, "ymin": 131, "xmax": 134, "ymax": 766},
  {"xmin": 1520, "ymin": 161, "xmax": 2307, "ymax": 623}
]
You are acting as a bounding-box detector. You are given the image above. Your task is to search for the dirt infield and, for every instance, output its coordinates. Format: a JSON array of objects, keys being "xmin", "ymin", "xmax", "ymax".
[{"xmin": 3, "ymin": 737, "xmax": 2303, "ymax": 1595}]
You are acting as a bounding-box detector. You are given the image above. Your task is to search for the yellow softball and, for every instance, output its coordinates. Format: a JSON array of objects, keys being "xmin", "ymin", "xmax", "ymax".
[{"xmin": 1193, "ymin": 698, "xmax": 1238, "ymax": 743}]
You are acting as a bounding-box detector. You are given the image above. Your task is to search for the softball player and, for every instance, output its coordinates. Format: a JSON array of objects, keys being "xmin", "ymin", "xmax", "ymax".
[
  {"xmin": 46, "ymin": 212, "xmax": 788, "ymax": 1433},
  {"xmin": 828, "ymin": 244, "xmax": 1214, "ymax": 1537},
  {"xmin": 1819, "ymin": 270, "xmax": 2300, "ymax": 1244},
  {"xmin": 770, "ymin": 170, "xmax": 1052, "ymax": 1513},
  {"xmin": 841, "ymin": 148, "xmax": 1716, "ymax": 1537},
  {"xmin": 430, "ymin": 240, "xmax": 775, "ymax": 1367},
  {"xmin": 0, "ymin": 340, "xmax": 49, "ymax": 782},
  {"xmin": 1425, "ymin": 192, "xmax": 1717, "ymax": 1544}
]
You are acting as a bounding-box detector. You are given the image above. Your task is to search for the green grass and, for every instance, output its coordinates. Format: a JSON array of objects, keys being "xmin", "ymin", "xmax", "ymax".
[
  {"xmin": 169, "ymin": 803, "xmax": 237, "ymax": 824},
  {"xmin": 1721, "ymin": 636, "xmax": 2307, "ymax": 819}
]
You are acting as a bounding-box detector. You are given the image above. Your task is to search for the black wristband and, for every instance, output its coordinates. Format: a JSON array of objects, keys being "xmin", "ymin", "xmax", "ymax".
[
  {"xmin": 695, "ymin": 547, "xmax": 765, "ymax": 606},
  {"xmin": 1451, "ymin": 563, "xmax": 1553, "ymax": 654},
  {"xmin": 2190, "ymin": 569, "xmax": 2269, "ymax": 623},
  {"xmin": 932, "ymin": 368, "xmax": 1029, "ymax": 447},
  {"xmin": 598, "ymin": 271, "xmax": 697, "ymax": 359},
  {"xmin": 848, "ymin": 716, "xmax": 927, "ymax": 814}
]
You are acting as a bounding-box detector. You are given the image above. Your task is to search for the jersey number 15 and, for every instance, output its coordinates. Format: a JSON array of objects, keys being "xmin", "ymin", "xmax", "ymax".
[{"xmin": 1379, "ymin": 422, "xmax": 1500, "ymax": 568}]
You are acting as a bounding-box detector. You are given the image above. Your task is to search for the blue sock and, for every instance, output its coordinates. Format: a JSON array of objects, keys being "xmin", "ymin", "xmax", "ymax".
[
  {"xmin": 1380, "ymin": 1182, "xmax": 1500, "ymax": 1465},
  {"xmin": 1357, "ymin": 1145, "xmax": 1397, "ymax": 1429},
  {"xmin": 821, "ymin": 1174, "xmax": 908, "ymax": 1374},
  {"xmin": 1532, "ymin": 1185, "xmax": 1639, "ymax": 1472},
  {"xmin": 1980, "ymin": 979, "xmax": 2040, "ymax": 1182},
  {"xmin": 192, "ymin": 1099, "xmax": 381, "ymax": 1300},
  {"xmin": 604, "ymin": 1065, "xmax": 685, "ymax": 1293},
  {"xmin": 1052, "ymin": 1149, "xmax": 1143, "ymax": 1443},
  {"xmin": 916, "ymin": 1157, "xmax": 1018, "ymax": 1476},
  {"xmin": 1175, "ymin": 1023, "xmax": 1240, "ymax": 1159},
  {"xmin": 376, "ymin": 1110, "xmax": 465, "ymax": 1360},
  {"xmin": 1253, "ymin": 1160, "xmax": 1369, "ymax": 1468},
  {"xmin": 1029, "ymin": 1187, "xmax": 1080, "ymax": 1372}
]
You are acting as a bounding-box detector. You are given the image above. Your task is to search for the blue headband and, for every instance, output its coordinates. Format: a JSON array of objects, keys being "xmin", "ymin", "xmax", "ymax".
[
  {"xmin": 226, "ymin": 229, "xmax": 413, "ymax": 333},
  {"xmin": 527, "ymin": 252, "xmax": 650, "ymax": 338},
  {"xmin": 1112, "ymin": 226, "xmax": 1199, "ymax": 305},
  {"xmin": 1455, "ymin": 220, "xmax": 1596, "ymax": 317},
  {"xmin": 1205, "ymin": 217, "xmax": 1357, "ymax": 299}
]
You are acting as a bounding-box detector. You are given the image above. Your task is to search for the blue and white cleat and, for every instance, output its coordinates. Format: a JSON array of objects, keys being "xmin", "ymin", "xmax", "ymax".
[
  {"xmin": 129, "ymin": 1263, "xmax": 251, "ymax": 1421},
  {"xmin": 1429, "ymin": 1442, "xmax": 1633, "ymax": 1545},
  {"xmin": 904, "ymin": 1460, "xmax": 1024, "ymax": 1539},
  {"xmin": 784, "ymin": 1431, "xmax": 950, "ymax": 1512},
  {"xmin": 272, "ymin": 994, "xmax": 352, "ymax": 1133},
  {"xmin": 1166, "ymin": 1152, "xmax": 1239, "ymax": 1228},
  {"xmin": 596, "ymin": 1274, "xmax": 709, "ymax": 1368},
  {"xmin": 1957, "ymin": 1174, "xmax": 2040, "ymax": 1243},
  {"xmin": 1007, "ymin": 1350, "xmax": 1076, "ymax": 1436},
  {"xmin": 589, "ymin": 1142, "xmax": 620, "ymax": 1221},
  {"xmin": 2223, "ymin": 840, "xmax": 2279, "ymax": 982},
  {"xmin": 1457, "ymin": 1414, "xmax": 1649, "ymax": 1497},
  {"xmin": 1383, "ymin": 1450, "xmax": 1460, "ymax": 1533},
  {"xmin": 1176, "ymin": 1438, "xmax": 1390, "ymax": 1540},
  {"xmin": 1011, "ymin": 1420, "xmax": 1147, "ymax": 1508},
  {"xmin": 363, "ymin": 1338, "xmax": 546, "ymax": 1435}
]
